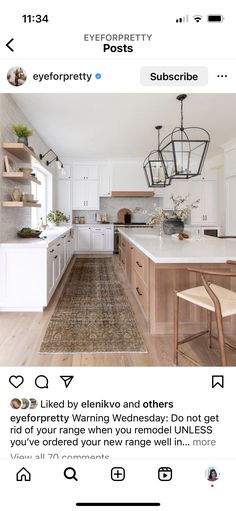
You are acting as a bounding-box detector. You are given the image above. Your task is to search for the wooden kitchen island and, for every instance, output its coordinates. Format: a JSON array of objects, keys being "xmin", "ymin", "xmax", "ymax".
[{"xmin": 118, "ymin": 228, "xmax": 236, "ymax": 336}]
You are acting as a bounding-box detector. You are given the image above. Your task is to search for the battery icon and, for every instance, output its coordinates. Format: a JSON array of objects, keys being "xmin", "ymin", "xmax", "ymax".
[{"xmin": 207, "ymin": 15, "xmax": 224, "ymax": 22}]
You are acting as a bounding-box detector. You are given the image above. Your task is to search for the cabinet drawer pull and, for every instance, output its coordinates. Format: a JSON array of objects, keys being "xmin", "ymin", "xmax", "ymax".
[
  {"xmin": 121, "ymin": 259, "xmax": 125, "ymax": 265},
  {"xmin": 68, "ymin": 240, "xmax": 71, "ymax": 243},
  {"xmin": 136, "ymin": 287, "xmax": 143, "ymax": 296},
  {"xmin": 130, "ymin": 247, "xmax": 134, "ymax": 250},
  {"xmin": 50, "ymin": 249, "xmax": 55, "ymax": 253},
  {"xmin": 54, "ymin": 255, "xmax": 58, "ymax": 259},
  {"xmin": 57, "ymin": 243, "xmax": 61, "ymax": 247},
  {"xmin": 136, "ymin": 261, "xmax": 143, "ymax": 268}
]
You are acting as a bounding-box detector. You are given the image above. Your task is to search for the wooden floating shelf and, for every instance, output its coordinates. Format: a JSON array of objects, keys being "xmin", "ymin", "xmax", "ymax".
[
  {"xmin": 3, "ymin": 143, "xmax": 46, "ymax": 170},
  {"xmin": 2, "ymin": 201, "xmax": 41, "ymax": 208},
  {"xmin": 112, "ymin": 191, "xmax": 155, "ymax": 197},
  {"xmin": 2, "ymin": 172, "xmax": 41, "ymax": 185}
]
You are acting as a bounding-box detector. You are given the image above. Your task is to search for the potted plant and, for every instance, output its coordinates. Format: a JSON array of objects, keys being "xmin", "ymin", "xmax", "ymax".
[
  {"xmin": 11, "ymin": 124, "xmax": 33, "ymax": 146},
  {"xmin": 47, "ymin": 210, "xmax": 69, "ymax": 226}
]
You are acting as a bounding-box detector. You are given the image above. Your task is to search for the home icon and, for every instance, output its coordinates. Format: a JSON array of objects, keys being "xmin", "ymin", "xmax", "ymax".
[{"xmin": 16, "ymin": 467, "xmax": 31, "ymax": 482}]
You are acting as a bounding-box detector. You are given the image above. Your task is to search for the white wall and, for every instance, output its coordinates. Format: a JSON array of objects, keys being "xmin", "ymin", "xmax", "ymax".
[{"xmin": 222, "ymin": 138, "xmax": 236, "ymax": 235}]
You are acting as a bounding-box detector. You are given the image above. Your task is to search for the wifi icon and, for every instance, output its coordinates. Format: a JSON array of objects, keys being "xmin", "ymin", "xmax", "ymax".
[{"xmin": 193, "ymin": 15, "xmax": 203, "ymax": 22}]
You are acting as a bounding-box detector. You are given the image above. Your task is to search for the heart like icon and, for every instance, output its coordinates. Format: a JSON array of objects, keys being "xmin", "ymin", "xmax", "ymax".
[{"xmin": 9, "ymin": 375, "xmax": 24, "ymax": 388}]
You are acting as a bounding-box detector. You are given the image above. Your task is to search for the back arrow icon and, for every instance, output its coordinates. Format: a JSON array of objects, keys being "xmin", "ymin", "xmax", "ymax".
[{"xmin": 6, "ymin": 38, "xmax": 14, "ymax": 52}]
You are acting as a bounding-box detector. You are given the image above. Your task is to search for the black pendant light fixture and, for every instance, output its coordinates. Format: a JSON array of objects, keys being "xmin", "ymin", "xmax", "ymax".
[
  {"xmin": 143, "ymin": 125, "xmax": 171, "ymax": 187},
  {"xmin": 160, "ymin": 94, "xmax": 210, "ymax": 179}
]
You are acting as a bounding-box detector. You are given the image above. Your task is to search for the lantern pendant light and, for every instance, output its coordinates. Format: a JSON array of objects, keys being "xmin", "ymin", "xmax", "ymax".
[
  {"xmin": 143, "ymin": 125, "xmax": 171, "ymax": 187},
  {"xmin": 160, "ymin": 94, "xmax": 210, "ymax": 179}
]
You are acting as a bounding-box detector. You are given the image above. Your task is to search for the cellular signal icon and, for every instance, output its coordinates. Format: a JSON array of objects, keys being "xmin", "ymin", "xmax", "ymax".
[{"xmin": 176, "ymin": 15, "xmax": 189, "ymax": 23}]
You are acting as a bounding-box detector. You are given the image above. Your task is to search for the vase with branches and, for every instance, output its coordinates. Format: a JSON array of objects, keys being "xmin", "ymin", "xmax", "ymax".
[{"xmin": 147, "ymin": 194, "xmax": 200, "ymax": 235}]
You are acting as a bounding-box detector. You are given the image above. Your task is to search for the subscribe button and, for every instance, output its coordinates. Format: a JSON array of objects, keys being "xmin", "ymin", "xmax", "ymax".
[{"xmin": 140, "ymin": 66, "xmax": 208, "ymax": 86}]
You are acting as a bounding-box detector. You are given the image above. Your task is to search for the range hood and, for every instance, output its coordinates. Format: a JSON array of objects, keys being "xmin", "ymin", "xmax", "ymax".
[{"xmin": 111, "ymin": 191, "xmax": 155, "ymax": 197}]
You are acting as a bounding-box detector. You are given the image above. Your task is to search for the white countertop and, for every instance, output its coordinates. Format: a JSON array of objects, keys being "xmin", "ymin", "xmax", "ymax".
[
  {"xmin": 73, "ymin": 223, "xmax": 114, "ymax": 227},
  {"xmin": 119, "ymin": 227, "xmax": 236, "ymax": 264},
  {"xmin": 0, "ymin": 226, "xmax": 74, "ymax": 249}
]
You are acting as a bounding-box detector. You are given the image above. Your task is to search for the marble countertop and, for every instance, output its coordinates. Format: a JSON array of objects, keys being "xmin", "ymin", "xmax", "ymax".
[
  {"xmin": 118, "ymin": 227, "xmax": 236, "ymax": 264},
  {"xmin": 0, "ymin": 226, "xmax": 74, "ymax": 249}
]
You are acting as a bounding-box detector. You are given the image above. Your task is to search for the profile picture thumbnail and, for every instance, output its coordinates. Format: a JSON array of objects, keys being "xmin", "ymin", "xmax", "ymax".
[
  {"xmin": 29, "ymin": 398, "xmax": 38, "ymax": 409},
  {"xmin": 10, "ymin": 398, "xmax": 21, "ymax": 409},
  {"xmin": 7, "ymin": 67, "xmax": 27, "ymax": 87},
  {"xmin": 205, "ymin": 466, "xmax": 220, "ymax": 481}
]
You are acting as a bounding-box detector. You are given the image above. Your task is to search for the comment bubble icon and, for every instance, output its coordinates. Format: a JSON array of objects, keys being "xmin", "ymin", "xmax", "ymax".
[{"xmin": 35, "ymin": 375, "xmax": 49, "ymax": 389}]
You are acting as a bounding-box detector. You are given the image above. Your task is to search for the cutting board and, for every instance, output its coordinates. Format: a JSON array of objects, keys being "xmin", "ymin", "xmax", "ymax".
[{"xmin": 117, "ymin": 208, "xmax": 132, "ymax": 223}]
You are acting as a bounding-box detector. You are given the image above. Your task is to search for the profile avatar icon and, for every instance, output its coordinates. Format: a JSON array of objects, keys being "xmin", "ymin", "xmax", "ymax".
[
  {"xmin": 206, "ymin": 466, "xmax": 220, "ymax": 481},
  {"xmin": 7, "ymin": 67, "xmax": 27, "ymax": 87}
]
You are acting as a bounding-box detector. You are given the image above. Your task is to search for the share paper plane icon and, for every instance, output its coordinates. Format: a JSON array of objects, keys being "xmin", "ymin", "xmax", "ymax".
[{"xmin": 60, "ymin": 376, "xmax": 74, "ymax": 388}]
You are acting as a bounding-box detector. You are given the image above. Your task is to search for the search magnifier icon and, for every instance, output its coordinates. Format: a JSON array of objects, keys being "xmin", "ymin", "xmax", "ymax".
[{"xmin": 64, "ymin": 467, "xmax": 78, "ymax": 481}]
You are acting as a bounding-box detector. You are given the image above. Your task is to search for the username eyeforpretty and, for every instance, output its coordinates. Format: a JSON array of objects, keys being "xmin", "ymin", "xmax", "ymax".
[{"xmin": 33, "ymin": 72, "xmax": 92, "ymax": 82}]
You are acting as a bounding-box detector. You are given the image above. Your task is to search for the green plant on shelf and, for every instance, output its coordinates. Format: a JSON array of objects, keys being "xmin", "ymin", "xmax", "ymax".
[{"xmin": 11, "ymin": 124, "xmax": 33, "ymax": 138}]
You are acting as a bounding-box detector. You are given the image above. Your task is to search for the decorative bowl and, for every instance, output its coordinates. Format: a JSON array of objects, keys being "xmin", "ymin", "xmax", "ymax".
[{"xmin": 17, "ymin": 229, "xmax": 42, "ymax": 238}]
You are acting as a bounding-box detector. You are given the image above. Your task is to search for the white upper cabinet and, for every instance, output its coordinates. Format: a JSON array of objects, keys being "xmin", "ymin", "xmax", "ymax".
[
  {"xmin": 72, "ymin": 163, "xmax": 99, "ymax": 209},
  {"xmin": 189, "ymin": 179, "xmax": 218, "ymax": 225},
  {"xmin": 73, "ymin": 164, "xmax": 98, "ymax": 180},
  {"xmin": 72, "ymin": 180, "xmax": 99, "ymax": 210},
  {"xmin": 99, "ymin": 165, "xmax": 112, "ymax": 196}
]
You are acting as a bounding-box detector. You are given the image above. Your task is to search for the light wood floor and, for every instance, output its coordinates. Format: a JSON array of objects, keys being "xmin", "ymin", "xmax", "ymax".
[{"xmin": 0, "ymin": 255, "xmax": 235, "ymax": 367}]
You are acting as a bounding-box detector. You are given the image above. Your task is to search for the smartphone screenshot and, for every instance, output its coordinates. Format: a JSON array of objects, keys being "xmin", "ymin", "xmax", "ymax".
[{"xmin": 0, "ymin": 1, "xmax": 235, "ymax": 509}]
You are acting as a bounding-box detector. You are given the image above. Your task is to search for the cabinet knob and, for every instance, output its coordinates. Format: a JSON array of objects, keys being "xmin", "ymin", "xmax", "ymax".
[{"xmin": 54, "ymin": 255, "xmax": 58, "ymax": 259}]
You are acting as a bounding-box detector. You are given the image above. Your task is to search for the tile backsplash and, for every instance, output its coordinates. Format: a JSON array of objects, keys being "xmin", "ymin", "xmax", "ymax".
[{"xmin": 73, "ymin": 196, "xmax": 161, "ymax": 223}]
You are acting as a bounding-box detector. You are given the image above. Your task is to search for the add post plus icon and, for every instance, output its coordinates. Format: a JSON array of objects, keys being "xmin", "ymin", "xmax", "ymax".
[{"xmin": 111, "ymin": 467, "xmax": 125, "ymax": 481}]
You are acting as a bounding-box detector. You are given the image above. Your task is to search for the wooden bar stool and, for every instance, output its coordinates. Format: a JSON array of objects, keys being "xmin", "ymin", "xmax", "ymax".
[{"xmin": 174, "ymin": 263, "xmax": 236, "ymax": 366}]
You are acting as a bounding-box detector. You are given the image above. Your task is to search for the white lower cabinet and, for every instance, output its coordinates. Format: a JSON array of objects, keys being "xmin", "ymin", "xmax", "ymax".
[
  {"xmin": 0, "ymin": 228, "xmax": 74, "ymax": 312},
  {"xmin": 76, "ymin": 226, "xmax": 91, "ymax": 251},
  {"xmin": 76, "ymin": 225, "xmax": 114, "ymax": 252},
  {"xmin": 91, "ymin": 227, "xmax": 106, "ymax": 251}
]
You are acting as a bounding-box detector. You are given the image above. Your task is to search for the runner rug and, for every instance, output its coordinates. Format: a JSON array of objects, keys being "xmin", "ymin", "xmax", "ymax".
[{"xmin": 39, "ymin": 257, "xmax": 147, "ymax": 353}]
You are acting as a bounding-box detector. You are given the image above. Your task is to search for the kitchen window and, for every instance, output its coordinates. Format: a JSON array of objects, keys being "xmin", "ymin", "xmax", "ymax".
[{"xmin": 31, "ymin": 166, "xmax": 53, "ymax": 228}]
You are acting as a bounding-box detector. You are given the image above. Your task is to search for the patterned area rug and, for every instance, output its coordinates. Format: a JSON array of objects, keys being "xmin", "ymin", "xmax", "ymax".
[{"xmin": 40, "ymin": 257, "xmax": 147, "ymax": 353}]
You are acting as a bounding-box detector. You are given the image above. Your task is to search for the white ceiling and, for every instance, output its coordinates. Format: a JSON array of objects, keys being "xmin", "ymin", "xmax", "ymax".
[{"xmin": 11, "ymin": 93, "xmax": 236, "ymax": 160}]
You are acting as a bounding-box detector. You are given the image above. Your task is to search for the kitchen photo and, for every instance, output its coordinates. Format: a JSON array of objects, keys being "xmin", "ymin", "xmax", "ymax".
[{"xmin": 0, "ymin": 92, "xmax": 236, "ymax": 367}]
